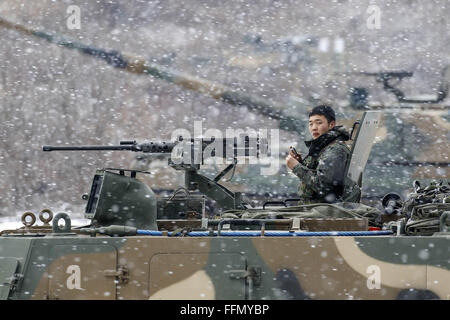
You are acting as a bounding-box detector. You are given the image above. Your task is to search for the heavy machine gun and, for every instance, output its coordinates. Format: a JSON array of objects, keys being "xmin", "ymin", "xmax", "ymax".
[
  {"xmin": 43, "ymin": 136, "xmax": 268, "ymax": 225},
  {"xmin": 41, "ymin": 111, "xmax": 381, "ymax": 231}
]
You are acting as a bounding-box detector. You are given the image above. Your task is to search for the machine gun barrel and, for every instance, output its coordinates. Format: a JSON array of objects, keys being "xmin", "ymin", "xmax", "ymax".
[
  {"xmin": 43, "ymin": 136, "xmax": 266, "ymax": 161},
  {"xmin": 43, "ymin": 141, "xmax": 176, "ymax": 153},
  {"xmin": 43, "ymin": 137, "xmax": 267, "ymax": 211},
  {"xmin": 43, "ymin": 145, "xmax": 135, "ymax": 151}
]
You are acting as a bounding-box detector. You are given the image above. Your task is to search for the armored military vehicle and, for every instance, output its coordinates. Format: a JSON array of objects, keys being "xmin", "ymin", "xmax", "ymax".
[
  {"xmin": 1, "ymin": 110, "xmax": 449, "ymax": 300},
  {"xmin": 0, "ymin": 18, "xmax": 449, "ymax": 300}
]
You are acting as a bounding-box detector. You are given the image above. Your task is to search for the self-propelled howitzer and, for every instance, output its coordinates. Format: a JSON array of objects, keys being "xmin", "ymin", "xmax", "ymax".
[{"xmin": 0, "ymin": 17, "xmax": 290, "ymax": 126}]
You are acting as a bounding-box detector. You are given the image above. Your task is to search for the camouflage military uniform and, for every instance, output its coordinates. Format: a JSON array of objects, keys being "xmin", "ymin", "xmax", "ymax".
[{"xmin": 292, "ymin": 126, "xmax": 361, "ymax": 204}]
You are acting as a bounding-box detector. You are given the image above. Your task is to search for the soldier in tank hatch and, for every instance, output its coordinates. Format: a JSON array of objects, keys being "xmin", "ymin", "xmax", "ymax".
[{"xmin": 286, "ymin": 105, "xmax": 361, "ymax": 204}]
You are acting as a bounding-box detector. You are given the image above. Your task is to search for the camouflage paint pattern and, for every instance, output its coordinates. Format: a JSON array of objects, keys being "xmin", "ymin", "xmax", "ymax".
[
  {"xmin": 292, "ymin": 132, "xmax": 359, "ymax": 203},
  {"xmin": 1, "ymin": 232, "xmax": 449, "ymax": 300}
]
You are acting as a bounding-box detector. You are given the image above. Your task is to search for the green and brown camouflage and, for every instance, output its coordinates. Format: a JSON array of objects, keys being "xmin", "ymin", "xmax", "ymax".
[
  {"xmin": 0, "ymin": 203, "xmax": 449, "ymax": 300},
  {"xmin": 292, "ymin": 126, "xmax": 361, "ymax": 204},
  {"xmin": 0, "ymin": 17, "xmax": 286, "ymax": 122},
  {"xmin": 0, "ymin": 134, "xmax": 449, "ymax": 300}
]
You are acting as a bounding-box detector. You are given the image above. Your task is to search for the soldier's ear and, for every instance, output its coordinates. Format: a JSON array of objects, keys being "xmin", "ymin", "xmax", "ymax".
[{"xmin": 329, "ymin": 120, "xmax": 335, "ymax": 129}]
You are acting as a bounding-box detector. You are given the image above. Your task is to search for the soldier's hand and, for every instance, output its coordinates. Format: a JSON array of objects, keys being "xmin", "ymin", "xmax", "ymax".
[
  {"xmin": 286, "ymin": 154, "xmax": 300, "ymax": 170},
  {"xmin": 289, "ymin": 148, "xmax": 302, "ymax": 162}
]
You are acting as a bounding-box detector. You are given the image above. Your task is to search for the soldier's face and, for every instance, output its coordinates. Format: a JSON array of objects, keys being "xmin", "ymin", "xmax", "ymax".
[{"xmin": 309, "ymin": 115, "xmax": 335, "ymax": 139}]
